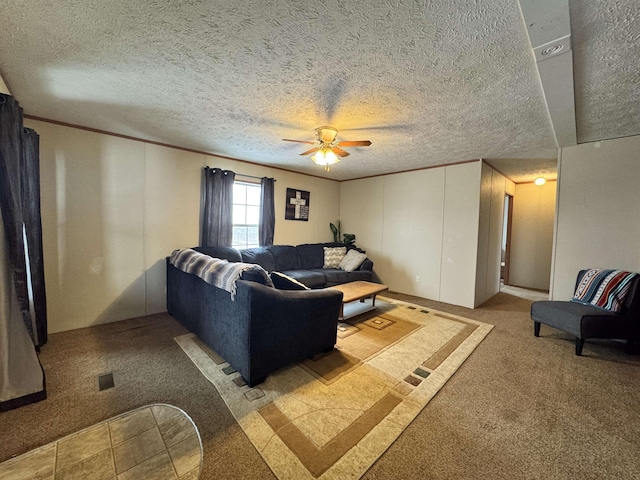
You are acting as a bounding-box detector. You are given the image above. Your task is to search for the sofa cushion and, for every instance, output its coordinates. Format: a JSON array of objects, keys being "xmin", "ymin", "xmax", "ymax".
[
  {"xmin": 323, "ymin": 246, "xmax": 347, "ymax": 268},
  {"xmin": 296, "ymin": 243, "xmax": 325, "ymax": 269},
  {"xmin": 280, "ymin": 269, "xmax": 326, "ymax": 289},
  {"xmin": 339, "ymin": 249, "xmax": 368, "ymax": 272},
  {"xmin": 312, "ymin": 268, "xmax": 372, "ymax": 285},
  {"xmin": 241, "ymin": 247, "xmax": 275, "ymax": 272},
  {"xmin": 193, "ymin": 246, "xmax": 242, "ymax": 262},
  {"xmin": 295, "ymin": 242, "xmax": 346, "ymax": 268},
  {"xmin": 531, "ymin": 300, "xmax": 621, "ymax": 338},
  {"xmin": 269, "ymin": 245, "xmax": 302, "ymax": 271},
  {"xmin": 270, "ymin": 271, "xmax": 310, "ymax": 290}
]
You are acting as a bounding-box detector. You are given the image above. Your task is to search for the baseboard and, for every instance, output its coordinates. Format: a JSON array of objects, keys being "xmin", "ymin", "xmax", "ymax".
[{"xmin": 0, "ymin": 388, "xmax": 47, "ymax": 412}]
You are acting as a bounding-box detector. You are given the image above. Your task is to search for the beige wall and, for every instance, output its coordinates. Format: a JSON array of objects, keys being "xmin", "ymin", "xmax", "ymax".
[
  {"xmin": 440, "ymin": 163, "xmax": 482, "ymax": 307},
  {"xmin": 0, "ymin": 73, "xmax": 9, "ymax": 94},
  {"xmin": 381, "ymin": 167, "xmax": 446, "ymax": 299},
  {"xmin": 475, "ymin": 163, "xmax": 492, "ymax": 305},
  {"xmin": 34, "ymin": 121, "xmax": 147, "ymax": 333},
  {"xmin": 509, "ymin": 181, "xmax": 556, "ymax": 290},
  {"xmin": 29, "ymin": 119, "xmax": 340, "ymax": 333},
  {"xmin": 505, "ymin": 179, "xmax": 516, "ymax": 196},
  {"xmin": 144, "ymin": 145, "xmax": 203, "ymax": 315},
  {"xmin": 340, "ymin": 161, "xmax": 482, "ymax": 308},
  {"xmin": 31, "ymin": 107, "xmax": 604, "ymax": 331},
  {"xmin": 474, "ymin": 163, "xmax": 511, "ymax": 307},
  {"xmin": 551, "ymin": 135, "xmax": 640, "ymax": 300},
  {"xmin": 339, "ymin": 177, "xmax": 385, "ymax": 266}
]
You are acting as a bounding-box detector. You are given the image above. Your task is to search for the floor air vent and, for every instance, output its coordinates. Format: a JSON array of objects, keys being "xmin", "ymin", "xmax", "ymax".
[{"xmin": 97, "ymin": 373, "xmax": 115, "ymax": 391}]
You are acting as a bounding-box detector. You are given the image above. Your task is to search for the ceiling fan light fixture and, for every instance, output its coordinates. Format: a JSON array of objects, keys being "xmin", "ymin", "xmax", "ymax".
[
  {"xmin": 284, "ymin": 125, "xmax": 370, "ymax": 171},
  {"xmin": 534, "ymin": 177, "xmax": 546, "ymax": 186},
  {"xmin": 311, "ymin": 148, "xmax": 340, "ymax": 171},
  {"xmin": 315, "ymin": 126, "xmax": 338, "ymax": 143}
]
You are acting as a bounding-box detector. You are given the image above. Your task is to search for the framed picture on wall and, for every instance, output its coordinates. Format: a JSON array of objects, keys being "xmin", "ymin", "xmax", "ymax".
[{"xmin": 285, "ymin": 188, "xmax": 310, "ymax": 221}]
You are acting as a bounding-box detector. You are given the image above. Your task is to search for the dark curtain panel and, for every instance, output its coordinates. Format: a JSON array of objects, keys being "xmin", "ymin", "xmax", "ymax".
[
  {"xmin": 0, "ymin": 94, "xmax": 34, "ymax": 342},
  {"xmin": 201, "ymin": 167, "xmax": 236, "ymax": 246},
  {"xmin": 259, "ymin": 177, "xmax": 275, "ymax": 246},
  {"xmin": 21, "ymin": 128, "xmax": 47, "ymax": 345}
]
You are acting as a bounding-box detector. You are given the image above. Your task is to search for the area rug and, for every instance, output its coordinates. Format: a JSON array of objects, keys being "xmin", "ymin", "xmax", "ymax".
[
  {"xmin": 0, "ymin": 404, "xmax": 202, "ymax": 479},
  {"xmin": 175, "ymin": 296, "xmax": 493, "ymax": 480}
]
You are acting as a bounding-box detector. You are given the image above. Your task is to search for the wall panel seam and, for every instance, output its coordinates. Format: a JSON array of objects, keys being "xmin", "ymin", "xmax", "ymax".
[
  {"xmin": 438, "ymin": 169, "xmax": 446, "ymax": 302},
  {"xmin": 549, "ymin": 148, "xmax": 561, "ymax": 299},
  {"xmin": 142, "ymin": 143, "xmax": 148, "ymax": 315},
  {"xmin": 380, "ymin": 177, "xmax": 386, "ymax": 262}
]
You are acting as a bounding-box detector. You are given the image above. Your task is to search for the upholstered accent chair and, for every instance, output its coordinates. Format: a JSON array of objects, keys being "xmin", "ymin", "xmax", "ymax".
[{"xmin": 531, "ymin": 270, "xmax": 640, "ymax": 355}]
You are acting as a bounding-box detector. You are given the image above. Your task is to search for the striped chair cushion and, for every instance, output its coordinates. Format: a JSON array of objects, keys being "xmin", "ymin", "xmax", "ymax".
[{"xmin": 572, "ymin": 268, "xmax": 638, "ymax": 312}]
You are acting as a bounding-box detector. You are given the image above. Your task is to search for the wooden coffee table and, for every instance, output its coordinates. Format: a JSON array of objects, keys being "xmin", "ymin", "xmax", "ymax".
[{"xmin": 329, "ymin": 281, "xmax": 389, "ymax": 320}]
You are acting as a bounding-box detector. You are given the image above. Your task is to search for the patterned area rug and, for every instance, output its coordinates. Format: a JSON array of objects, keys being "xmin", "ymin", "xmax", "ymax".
[{"xmin": 175, "ymin": 296, "xmax": 493, "ymax": 480}]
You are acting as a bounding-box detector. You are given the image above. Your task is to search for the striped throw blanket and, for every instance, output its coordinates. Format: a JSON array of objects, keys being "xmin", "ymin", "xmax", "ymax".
[
  {"xmin": 572, "ymin": 268, "xmax": 639, "ymax": 312},
  {"xmin": 170, "ymin": 248, "xmax": 273, "ymax": 300}
]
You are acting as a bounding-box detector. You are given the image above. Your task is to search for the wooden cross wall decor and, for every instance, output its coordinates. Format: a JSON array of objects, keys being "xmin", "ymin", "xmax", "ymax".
[{"xmin": 285, "ymin": 188, "xmax": 310, "ymax": 221}]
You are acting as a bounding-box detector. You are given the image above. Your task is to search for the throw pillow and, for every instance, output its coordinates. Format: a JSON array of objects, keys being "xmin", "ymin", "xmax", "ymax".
[
  {"xmin": 571, "ymin": 268, "xmax": 638, "ymax": 312},
  {"xmin": 240, "ymin": 269, "xmax": 271, "ymax": 285},
  {"xmin": 339, "ymin": 249, "xmax": 368, "ymax": 272},
  {"xmin": 270, "ymin": 271, "xmax": 309, "ymax": 290},
  {"xmin": 323, "ymin": 246, "xmax": 347, "ymax": 269}
]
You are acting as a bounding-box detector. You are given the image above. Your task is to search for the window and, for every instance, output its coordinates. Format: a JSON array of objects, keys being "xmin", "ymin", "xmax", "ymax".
[{"xmin": 232, "ymin": 181, "xmax": 261, "ymax": 249}]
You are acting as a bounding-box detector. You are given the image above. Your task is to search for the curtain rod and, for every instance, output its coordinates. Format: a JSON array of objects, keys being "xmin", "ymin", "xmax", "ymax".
[
  {"xmin": 235, "ymin": 172, "xmax": 276, "ymax": 181},
  {"xmin": 206, "ymin": 167, "xmax": 276, "ymax": 182}
]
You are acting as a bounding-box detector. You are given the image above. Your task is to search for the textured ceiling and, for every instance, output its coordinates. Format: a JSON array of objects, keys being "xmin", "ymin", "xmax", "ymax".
[
  {"xmin": 571, "ymin": 1, "xmax": 640, "ymax": 144},
  {"xmin": 484, "ymin": 158, "xmax": 557, "ymax": 184},
  {"xmin": 0, "ymin": 1, "xmax": 636, "ymax": 181}
]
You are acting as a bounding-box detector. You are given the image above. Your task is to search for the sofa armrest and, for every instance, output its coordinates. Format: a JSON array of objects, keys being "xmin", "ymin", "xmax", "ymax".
[
  {"xmin": 192, "ymin": 245, "xmax": 242, "ymax": 262},
  {"xmin": 358, "ymin": 259, "xmax": 374, "ymax": 272},
  {"xmin": 238, "ymin": 281, "xmax": 343, "ymax": 380},
  {"xmin": 243, "ymin": 280, "xmax": 343, "ymax": 326}
]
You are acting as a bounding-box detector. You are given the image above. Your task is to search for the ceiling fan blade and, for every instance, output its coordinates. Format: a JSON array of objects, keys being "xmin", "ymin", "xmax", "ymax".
[
  {"xmin": 332, "ymin": 147, "xmax": 350, "ymax": 158},
  {"xmin": 282, "ymin": 139, "xmax": 316, "ymax": 144},
  {"xmin": 337, "ymin": 140, "xmax": 372, "ymax": 147},
  {"xmin": 299, "ymin": 147, "xmax": 319, "ymax": 156}
]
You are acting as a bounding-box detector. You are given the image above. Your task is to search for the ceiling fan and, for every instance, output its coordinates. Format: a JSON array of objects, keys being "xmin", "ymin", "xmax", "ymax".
[{"xmin": 282, "ymin": 126, "xmax": 372, "ymax": 171}]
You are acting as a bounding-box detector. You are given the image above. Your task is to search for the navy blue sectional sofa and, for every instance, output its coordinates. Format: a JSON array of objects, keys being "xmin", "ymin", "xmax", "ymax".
[
  {"xmin": 195, "ymin": 243, "xmax": 374, "ymax": 288},
  {"xmin": 166, "ymin": 243, "xmax": 373, "ymax": 386}
]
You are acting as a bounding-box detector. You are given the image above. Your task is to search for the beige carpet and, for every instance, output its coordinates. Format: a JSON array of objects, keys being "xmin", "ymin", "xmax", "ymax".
[
  {"xmin": 2, "ymin": 292, "xmax": 640, "ymax": 479},
  {"xmin": 175, "ymin": 297, "xmax": 492, "ymax": 479},
  {"xmin": 500, "ymin": 284, "xmax": 549, "ymax": 302}
]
